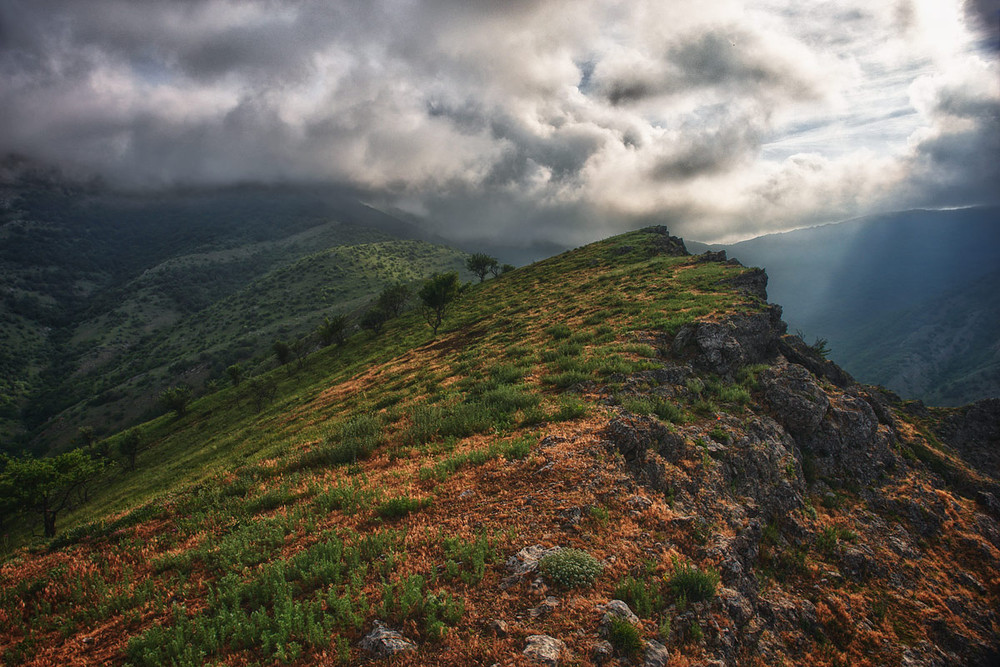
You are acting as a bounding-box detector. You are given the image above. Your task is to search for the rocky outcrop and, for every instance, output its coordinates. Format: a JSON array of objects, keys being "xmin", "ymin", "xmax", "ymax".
[{"xmin": 671, "ymin": 307, "xmax": 786, "ymax": 378}]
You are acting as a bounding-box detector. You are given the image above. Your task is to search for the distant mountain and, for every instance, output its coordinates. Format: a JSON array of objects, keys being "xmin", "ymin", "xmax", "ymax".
[
  {"xmin": 0, "ymin": 179, "xmax": 470, "ymax": 451},
  {"xmin": 700, "ymin": 207, "xmax": 1000, "ymax": 405}
]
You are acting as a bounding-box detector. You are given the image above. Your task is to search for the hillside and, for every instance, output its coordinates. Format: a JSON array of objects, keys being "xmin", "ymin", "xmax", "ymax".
[
  {"xmin": 1, "ymin": 227, "xmax": 998, "ymax": 666},
  {"xmin": 0, "ymin": 177, "xmax": 470, "ymax": 450},
  {"xmin": 694, "ymin": 207, "xmax": 1000, "ymax": 406}
]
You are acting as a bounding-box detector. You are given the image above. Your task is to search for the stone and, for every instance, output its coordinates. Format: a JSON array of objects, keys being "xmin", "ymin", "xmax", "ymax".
[
  {"xmin": 643, "ymin": 639, "xmax": 670, "ymax": 667},
  {"xmin": 529, "ymin": 596, "xmax": 560, "ymax": 618},
  {"xmin": 358, "ymin": 621, "xmax": 416, "ymax": 658},
  {"xmin": 523, "ymin": 634, "xmax": 565, "ymax": 665},
  {"xmin": 600, "ymin": 599, "xmax": 640, "ymax": 630},
  {"xmin": 489, "ymin": 619, "xmax": 509, "ymax": 637},
  {"xmin": 592, "ymin": 640, "xmax": 614, "ymax": 664},
  {"xmin": 759, "ymin": 362, "xmax": 830, "ymax": 438}
]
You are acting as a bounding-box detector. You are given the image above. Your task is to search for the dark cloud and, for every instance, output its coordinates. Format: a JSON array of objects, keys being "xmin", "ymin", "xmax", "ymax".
[{"xmin": 0, "ymin": 0, "xmax": 996, "ymax": 245}]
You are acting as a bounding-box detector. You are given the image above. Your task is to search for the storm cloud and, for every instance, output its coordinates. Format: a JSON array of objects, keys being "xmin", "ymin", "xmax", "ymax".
[{"xmin": 0, "ymin": 0, "xmax": 996, "ymax": 245}]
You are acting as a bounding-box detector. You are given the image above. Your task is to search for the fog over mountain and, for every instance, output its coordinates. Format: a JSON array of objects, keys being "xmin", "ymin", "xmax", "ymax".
[{"xmin": 1, "ymin": 0, "xmax": 998, "ymax": 248}]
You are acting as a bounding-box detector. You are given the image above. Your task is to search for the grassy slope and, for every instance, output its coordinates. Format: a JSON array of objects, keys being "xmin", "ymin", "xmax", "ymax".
[{"xmin": 0, "ymin": 228, "xmax": 994, "ymax": 667}]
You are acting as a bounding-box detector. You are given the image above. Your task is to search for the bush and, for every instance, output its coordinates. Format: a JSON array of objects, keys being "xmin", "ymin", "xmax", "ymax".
[
  {"xmin": 668, "ymin": 561, "xmax": 719, "ymax": 603},
  {"xmin": 613, "ymin": 575, "xmax": 661, "ymax": 617},
  {"xmin": 607, "ymin": 617, "xmax": 643, "ymax": 657},
  {"xmin": 539, "ymin": 548, "xmax": 602, "ymax": 588},
  {"xmin": 376, "ymin": 496, "xmax": 429, "ymax": 519},
  {"xmin": 545, "ymin": 323, "xmax": 571, "ymax": 340}
]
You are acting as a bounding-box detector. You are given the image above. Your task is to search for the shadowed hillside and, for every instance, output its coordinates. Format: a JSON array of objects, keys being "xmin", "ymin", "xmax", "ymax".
[{"xmin": 697, "ymin": 207, "xmax": 1000, "ymax": 406}]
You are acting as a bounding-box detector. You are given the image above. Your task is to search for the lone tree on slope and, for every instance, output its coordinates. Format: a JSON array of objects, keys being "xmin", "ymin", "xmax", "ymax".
[
  {"xmin": 0, "ymin": 449, "xmax": 103, "ymax": 537},
  {"xmin": 466, "ymin": 253, "xmax": 499, "ymax": 283},
  {"xmin": 419, "ymin": 272, "xmax": 460, "ymax": 336}
]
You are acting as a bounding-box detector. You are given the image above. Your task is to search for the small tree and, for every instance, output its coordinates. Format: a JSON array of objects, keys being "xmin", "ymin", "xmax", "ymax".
[
  {"xmin": 0, "ymin": 449, "xmax": 103, "ymax": 537},
  {"xmin": 226, "ymin": 364, "xmax": 244, "ymax": 387},
  {"xmin": 159, "ymin": 385, "xmax": 192, "ymax": 417},
  {"xmin": 118, "ymin": 427, "xmax": 143, "ymax": 472},
  {"xmin": 361, "ymin": 307, "xmax": 388, "ymax": 336},
  {"xmin": 419, "ymin": 272, "xmax": 460, "ymax": 336},
  {"xmin": 272, "ymin": 340, "xmax": 292, "ymax": 366},
  {"xmin": 318, "ymin": 314, "xmax": 348, "ymax": 346},
  {"xmin": 244, "ymin": 376, "xmax": 278, "ymax": 413},
  {"xmin": 377, "ymin": 284, "xmax": 411, "ymax": 317},
  {"xmin": 466, "ymin": 253, "xmax": 499, "ymax": 283},
  {"xmin": 501, "ymin": 263, "xmax": 515, "ymax": 275}
]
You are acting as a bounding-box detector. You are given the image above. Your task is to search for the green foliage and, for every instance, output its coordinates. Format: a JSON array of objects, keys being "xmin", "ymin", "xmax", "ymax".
[
  {"xmin": 419, "ymin": 272, "xmax": 460, "ymax": 335},
  {"xmin": 465, "ymin": 253, "xmax": 499, "ymax": 282},
  {"xmin": 607, "ymin": 617, "xmax": 643, "ymax": 657},
  {"xmin": 225, "ymin": 364, "xmax": 244, "ymax": 387},
  {"xmin": 0, "ymin": 449, "xmax": 103, "ymax": 537},
  {"xmin": 158, "ymin": 385, "xmax": 192, "ymax": 417},
  {"xmin": 117, "ymin": 427, "xmax": 143, "ymax": 472},
  {"xmin": 441, "ymin": 532, "xmax": 498, "ymax": 586},
  {"xmin": 418, "ymin": 436, "xmax": 533, "ymax": 482},
  {"xmin": 360, "ymin": 307, "xmax": 388, "ymax": 335},
  {"xmin": 545, "ymin": 323, "xmax": 572, "ymax": 340},
  {"xmin": 376, "ymin": 496, "xmax": 430, "ymax": 520},
  {"xmin": 272, "ymin": 340, "xmax": 292, "ymax": 366},
  {"xmin": 667, "ymin": 561, "xmax": 719, "ymax": 603},
  {"xmin": 317, "ymin": 315, "xmax": 348, "ymax": 346},
  {"xmin": 550, "ymin": 396, "xmax": 589, "ymax": 422},
  {"xmin": 539, "ymin": 548, "xmax": 602, "ymax": 589},
  {"xmin": 614, "ymin": 575, "xmax": 662, "ymax": 617},
  {"xmin": 376, "ymin": 284, "xmax": 411, "ymax": 317}
]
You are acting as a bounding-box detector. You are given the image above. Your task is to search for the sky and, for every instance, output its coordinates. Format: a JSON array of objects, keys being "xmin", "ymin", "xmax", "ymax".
[{"xmin": 1, "ymin": 0, "xmax": 997, "ymax": 245}]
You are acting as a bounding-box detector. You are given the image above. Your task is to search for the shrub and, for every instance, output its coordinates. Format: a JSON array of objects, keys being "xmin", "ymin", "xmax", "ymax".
[
  {"xmin": 539, "ymin": 548, "xmax": 602, "ymax": 588},
  {"xmin": 607, "ymin": 617, "xmax": 643, "ymax": 657},
  {"xmin": 613, "ymin": 575, "xmax": 661, "ymax": 617},
  {"xmin": 668, "ymin": 561, "xmax": 719, "ymax": 603},
  {"xmin": 376, "ymin": 496, "xmax": 429, "ymax": 520},
  {"xmin": 545, "ymin": 323, "xmax": 571, "ymax": 340}
]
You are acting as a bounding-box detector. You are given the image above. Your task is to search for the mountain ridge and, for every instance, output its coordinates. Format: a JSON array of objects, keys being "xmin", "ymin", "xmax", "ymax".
[{"xmin": 1, "ymin": 226, "xmax": 997, "ymax": 666}]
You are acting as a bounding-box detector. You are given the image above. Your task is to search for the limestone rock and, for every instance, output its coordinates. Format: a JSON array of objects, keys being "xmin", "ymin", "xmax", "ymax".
[
  {"xmin": 523, "ymin": 634, "xmax": 565, "ymax": 665},
  {"xmin": 359, "ymin": 621, "xmax": 416, "ymax": 658}
]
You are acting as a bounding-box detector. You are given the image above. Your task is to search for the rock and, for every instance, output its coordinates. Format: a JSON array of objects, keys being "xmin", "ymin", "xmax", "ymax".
[
  {"xmin": 489, "ymin": 619, "xmax": 509, "ymax": 637},
  {"xmin": 558, "ymin": 506, "xmax": 582, "ymax": 526},
  {"xmin": 598, "ymin": 600, "xmax": 640, "ymax": 636},
  {"xmin": 643, "ymin": 639, "xmax": 670, "ymax": 667},
  {"xmin": 529, "ymin": 596, "xmax": 560, "ymax": 618},
  {"xmin": 359, "ymin": 621, "xmax": 416, "ymax": 658},
  {"xmin": 627, "ymin": 494, "xmax": 653, "ymax": 511},
  {"xmin": 777, "ymin": 335, "xmax": 854, "ymax": 388},
  {"xmin": 803, "ymin": 393, "xmax": 894, "ymax": 484},
  {"xmin": 592, "ymin": 640, "xmax": 614, "ymax": 664},
  {"xmin": 603, "ymin": 414, "xmax": 685, "ymax": 462},
  {"xmin": 523, "ymin": 634, "xmax": 565, "ymax": 665},
  {"xmin": 759, "ymin": 362, "xmax": 830, "ymax": 438},
  {"xmin": 671, "ymin": 309, "xmax": 785, "ymax": 378},
  {"xmin": 506, "ymin": 545, "xmax": 561, "ymax": 577},
  {"xmin": 721, "ymin": 266, "xmax": 768, "ymax": 300}
]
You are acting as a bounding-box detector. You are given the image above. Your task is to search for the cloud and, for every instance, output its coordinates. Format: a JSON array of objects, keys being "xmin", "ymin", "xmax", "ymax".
[{"xmin": 0, "ymin": 0, "xmax": 996, "ymax": 245}]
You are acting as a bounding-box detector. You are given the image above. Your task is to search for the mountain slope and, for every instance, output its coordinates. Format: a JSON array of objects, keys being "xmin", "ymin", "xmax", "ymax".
[
  {"xmin": 0, "ymin": 227, "xmax": 997, "ymax": 667},
  {"xmin": 0, "ymin": 179, "xmax": 469, "ymax": 450},
  {"xmin": 700, "ymin": 207, "xmax": 1000, "ymax": 405}
]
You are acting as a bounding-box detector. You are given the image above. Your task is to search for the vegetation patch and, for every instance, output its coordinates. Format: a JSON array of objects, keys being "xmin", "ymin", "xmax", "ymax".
[{"xmin": 539, "ymin": 548, "xmax": 603, "ymax": 589}]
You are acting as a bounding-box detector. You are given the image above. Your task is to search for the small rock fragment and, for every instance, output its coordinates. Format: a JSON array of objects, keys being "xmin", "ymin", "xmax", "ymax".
[
  {"xmin": 530, "ymin": 596, "xmax": 560, "ymax": 619},
  {"xmin": 523, "ymin": 634, "xmax": 565, "ymax": 665},
  {"xmin": 359, "ymin": 621, "xmax": 416, "ymax": 658},
  {"xmin": 489, "ymin": 619, "xmax": 508, "ymax": 637}
]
